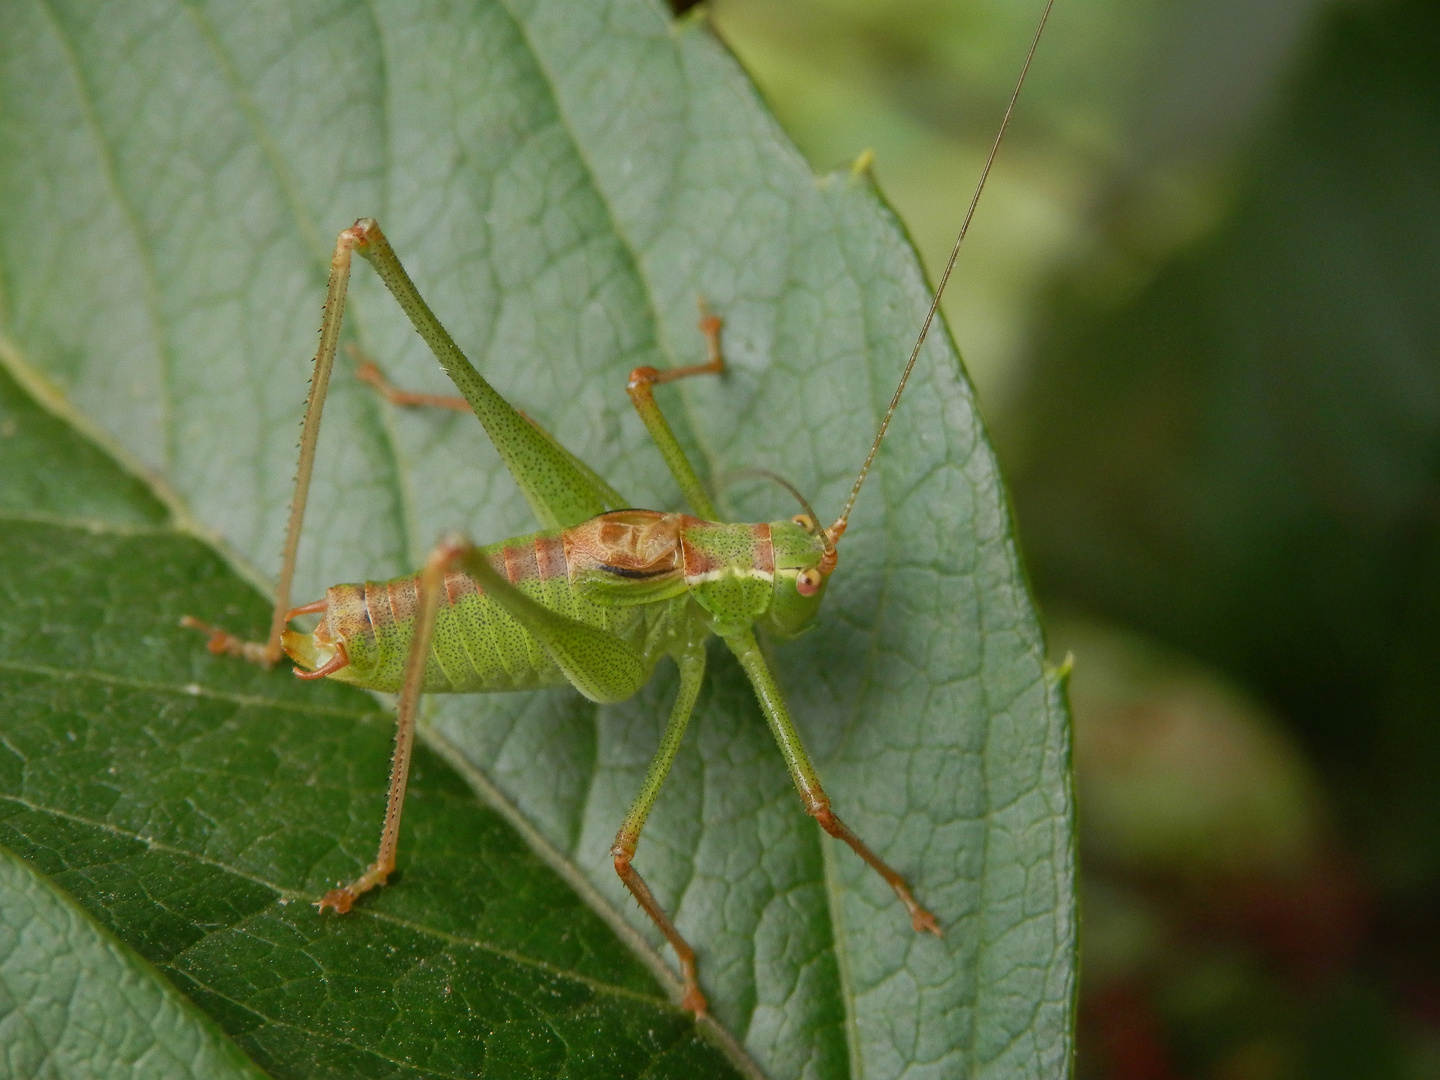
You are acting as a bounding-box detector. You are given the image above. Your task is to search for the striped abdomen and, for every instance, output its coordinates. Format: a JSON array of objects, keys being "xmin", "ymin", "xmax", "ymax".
[{"xmin": 283, "ymin": 522, "xmax": 692, "ymax": 694}]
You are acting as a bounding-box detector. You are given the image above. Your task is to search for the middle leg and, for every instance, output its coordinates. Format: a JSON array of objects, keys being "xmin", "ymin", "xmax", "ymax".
[
  {"xmin": 611, "ymin": 634, "xmax": 710, "ymax": 1015},
  {"xmin": 349, "ymin": 343, "xmax": 472, "ymax": 411}
]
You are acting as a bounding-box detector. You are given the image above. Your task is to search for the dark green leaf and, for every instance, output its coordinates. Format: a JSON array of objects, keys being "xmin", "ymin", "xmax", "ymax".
[
  {"xmin": 0, "ymin": 845, "xmax": 267, "ymax": 1080},
  {"xmin": 0, "ymin": 1, "xmax": 1074, "ymax": 1076}
]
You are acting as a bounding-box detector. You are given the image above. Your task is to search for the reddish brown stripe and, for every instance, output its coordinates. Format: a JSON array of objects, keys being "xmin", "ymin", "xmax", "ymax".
[
  {"xmin": 387, "ymin": 577, "xmax": 419, "ymax": 624},
  {"xmin": 443, "ymin": 568, "xmax": 480, "ymax": 604},
  {"xmin": 504, "ymin": 541, "xmax": 539, "ymax": 583},
  {"xmin": 535, "ymin": 535, "xmax": 567, "ymax": 580},
  {"xmin": 682, "ymin": 540, "xmax": 723, "ymax": 578},
  {"xmin": 751, "ymin": 523, "xmax": 774, "ymax": 575},
  {"xmin": 326, "ymin": 583, "xmax": 372, "ymax": 645},
  {"xmin": 364, "ymin": 581, "xmax": 390, "ymax": 630}
]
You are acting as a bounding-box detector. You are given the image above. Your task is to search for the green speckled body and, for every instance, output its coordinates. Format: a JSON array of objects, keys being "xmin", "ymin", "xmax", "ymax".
[{"xmin": 283, "ymin": 512, "xmax": 829, "ymax": 697}]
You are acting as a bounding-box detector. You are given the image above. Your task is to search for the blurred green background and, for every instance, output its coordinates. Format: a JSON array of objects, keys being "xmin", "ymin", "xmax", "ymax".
[{"xmin": 705, "ymin": 0, "xmax": 1440, "ymax": 1077}]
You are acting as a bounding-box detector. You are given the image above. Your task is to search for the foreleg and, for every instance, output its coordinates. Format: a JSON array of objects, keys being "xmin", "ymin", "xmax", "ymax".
[
  {"xmin": 725, "ymin": 629, "xmax": 941, "ymax": 936},
  {"xmin": 626, "ymin": 302, "xmax": 724, "ymax": 520},
  {"xmin": 350, "ymin": 344, "xmax": 471, "ymax": 411},
  {"xmin": 610, "ymin": 636, "xmax": 709, "ymax": 1014}
]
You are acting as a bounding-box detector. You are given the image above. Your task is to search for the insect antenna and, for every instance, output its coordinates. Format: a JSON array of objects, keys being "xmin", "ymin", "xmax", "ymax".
[
  {"xmin": 721, "ymin": 467, "xmax": 825, "ymax": 535},
  {"xmin": 827, "ymin": 0, "xmax": 1057, "ymax": 548}
]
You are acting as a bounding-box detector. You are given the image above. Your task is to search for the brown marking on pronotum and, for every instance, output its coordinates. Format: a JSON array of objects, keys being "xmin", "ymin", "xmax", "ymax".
[
  {"xmin": 564, "ymin": 511, "xmax": 684, "ymax": 581},
  {"xmin": 680, "ymin": 536, "xmax": 723, "ymax": 580},
  {"xmin": 751, "ymin": 523, "xmax": 774, "ymax": 575}
]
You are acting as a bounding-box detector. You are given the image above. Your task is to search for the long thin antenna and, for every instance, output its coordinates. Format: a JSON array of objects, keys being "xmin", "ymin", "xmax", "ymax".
[{"xmin": 830, "ymin": 0, "xmax": 1056, "ymax": 540}]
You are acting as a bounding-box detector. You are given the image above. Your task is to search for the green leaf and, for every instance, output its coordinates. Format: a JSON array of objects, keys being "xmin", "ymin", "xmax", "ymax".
[
  {"xmin": 0, "ymin": 362, "xmax": 738, "ymax": 1078},
  {"xmin": 0, "ymin": 1, "xmax": 1075, "ymax": 1078},
  {"xmin": 0, "ymin": 844, "xmax": 267, "ymax": 1080}
]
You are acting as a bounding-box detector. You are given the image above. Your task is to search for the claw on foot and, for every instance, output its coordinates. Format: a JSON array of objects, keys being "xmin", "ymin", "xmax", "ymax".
[
  {"xmin": 316, "ymin": 887, "xmax": 357, "ymax": 914},
  {"xmin": 315, "ymin": 863, "xmax": 390, "ymax": 914},
  {"xmin": 892, "ymin": 880, "xmax": 943, "ymax": 937},
  {"xmin": 911, "ymin": 905, "xmax": 943, "ymax": 937}
]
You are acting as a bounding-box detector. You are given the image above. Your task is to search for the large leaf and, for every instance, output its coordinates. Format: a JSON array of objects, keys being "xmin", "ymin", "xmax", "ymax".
[{"xmin": 0, "ymin": 1, "xmax": 1074, "ymax": 1077}]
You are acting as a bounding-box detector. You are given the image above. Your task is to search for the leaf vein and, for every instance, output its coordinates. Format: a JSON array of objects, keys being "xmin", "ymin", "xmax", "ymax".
[
  {"xmin": 29, "ymin": 0, "xmax": 175, "ymax": 471},
  {"xmin": 4, "ymin": 791, "xmax": 679, "ymax": 1011},
  {"xmin": 0, "ymin": 658, "xmax": 379, "ymax": 719}
]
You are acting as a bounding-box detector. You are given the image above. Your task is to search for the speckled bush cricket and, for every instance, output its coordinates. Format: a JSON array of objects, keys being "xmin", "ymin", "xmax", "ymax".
[{"xmin": 183, "ymin": 0, "xmax": 1053, "ymax": 1017}]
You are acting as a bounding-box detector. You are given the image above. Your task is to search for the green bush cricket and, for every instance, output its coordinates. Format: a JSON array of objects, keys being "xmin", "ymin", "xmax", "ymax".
[{"xmin": 183, "ymin": 0, "xmax": 1054, "ymax": 1019}]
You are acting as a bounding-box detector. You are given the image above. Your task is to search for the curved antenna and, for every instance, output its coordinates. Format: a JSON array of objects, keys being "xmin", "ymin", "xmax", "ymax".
[
  {"xmin": 723, "ymin": 467, "xmax": 826, "ymax": 545},
  {"xmin": 830, "ymin": 0, "xmax": 1056, "ymax": 541}
]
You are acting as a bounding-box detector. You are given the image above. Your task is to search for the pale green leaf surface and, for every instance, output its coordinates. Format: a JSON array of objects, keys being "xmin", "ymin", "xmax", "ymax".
[
  {"xmin": 0, "ymin": 845, "xmax": 267, "ymax": 1080},
  {"xmin": 0, "ymin": 1, "xmax": 1075, "ymax": 1077}
]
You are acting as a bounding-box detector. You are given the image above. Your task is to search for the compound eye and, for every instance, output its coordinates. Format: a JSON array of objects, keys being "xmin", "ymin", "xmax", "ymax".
[
  {"xmin": 796, "ymin": 568, "xmax": 823, "ymax": 596},
  {"xmin": 791, "ymin": 513, "xmax": 816, "ymax": 533}
]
